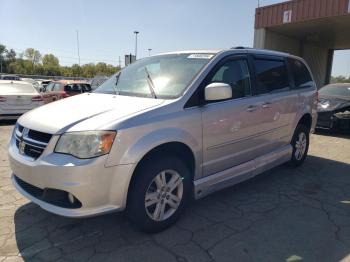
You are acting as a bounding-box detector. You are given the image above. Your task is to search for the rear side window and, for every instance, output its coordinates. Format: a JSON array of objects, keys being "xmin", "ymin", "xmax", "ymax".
[
  {"xmin": 64, "ymin": 84, "xmax": 73, "ymax": 92},
  {"xmin": 289, "ymin": 58, "xmax": 313, "ymax": 89},
  {"xmin": 254, "ymin": 59, "xmax": 289, "ymax": 94},
  {"xmin": 82, "ymin": 84, "xmax": 92, "ymax": 92},
  {"xmin": 73, "ymin": 84, "xmax": 82, "ymax": 92},
  {"xmin": 52, "ymin": 83, "xmax": 61, "ymax": 91}
]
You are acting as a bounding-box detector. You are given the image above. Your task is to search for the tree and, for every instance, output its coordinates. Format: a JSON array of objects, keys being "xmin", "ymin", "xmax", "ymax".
[
  {"xmin": 42, "ymin": 54, "xmax": 60, "ymax": 76},
  {"xmin": 24, "ymin": 48, "xmax": 42, "ymax": 65},
  {"xmin": 42, "ymin": 54, "xmax": 59, "ymax": 67},
  {"xmin": 0, "ymin": 44, "xmax": 7, "ymax": 73},
  {"xmin": 71, "ymin": 64, "xmax": 81, "ymax": 77},
  {"xmin": 6, "ymin": 49, "xmax": 16, "ymax": 61},
  {"xmin": 81, "ymin": 63, "xmax": 96, "ymax": 78},
  {"xmin": 8, "ymin": 59, "xmax": 35, "ymax": 74},
  {"xmin": 1, "ymin": 44, "xmax": 120, "ymax": 77},
  {"xmin": 331, "ymin": 76, "xmax": 350, "ymax": 83}
]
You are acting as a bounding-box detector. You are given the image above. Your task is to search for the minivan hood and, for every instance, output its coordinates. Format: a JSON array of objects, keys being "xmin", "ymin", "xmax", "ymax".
[{"xmin": 18, "ymin": 93, "xmax": 164, "ymax": 134}]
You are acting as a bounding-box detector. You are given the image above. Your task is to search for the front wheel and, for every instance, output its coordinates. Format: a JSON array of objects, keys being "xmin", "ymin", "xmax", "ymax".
[
  {"xmin": 127, "ymin": 156, "xmax": 192, "ymax": 233},
  {"xmin": 289, "ymin": 124, "xmax": 310, "ymax": 167}
]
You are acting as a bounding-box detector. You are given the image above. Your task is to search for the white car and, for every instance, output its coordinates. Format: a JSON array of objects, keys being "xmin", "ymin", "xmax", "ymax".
[{"xmin": 0, "ymin": 81, "xmax": 44, "ymax": 120}]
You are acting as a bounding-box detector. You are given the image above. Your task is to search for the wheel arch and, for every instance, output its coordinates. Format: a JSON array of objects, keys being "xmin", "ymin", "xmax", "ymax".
[
  {"xmin": 297, "ymin": 113, "xmax": 312, "ymax": 131},
  {"xmin": 126, "ymin": 141, "xmax": 196, "ymax": 205}
]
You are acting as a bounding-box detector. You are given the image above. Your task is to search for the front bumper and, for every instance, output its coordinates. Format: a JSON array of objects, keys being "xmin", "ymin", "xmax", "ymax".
[
  {"xmin": 8, "ymin": 135, "xmax": 135, "ymax": 218},
  {"xmin": 317, "ymin": 110, "xmax": 350, "ymax": 131}
]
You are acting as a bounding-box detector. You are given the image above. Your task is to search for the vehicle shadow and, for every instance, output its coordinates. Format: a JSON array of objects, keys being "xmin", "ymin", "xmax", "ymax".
[
  {"xmin": 13, "ymin": 155, "xmax": 350, "ymax": 261},
  {"xmin": 0, "ymin": 120, "xmax": 17, "ymax": 126},
  {"xmin": 315, "ymin": 128, "xmax": 350, "ymax": 139}
]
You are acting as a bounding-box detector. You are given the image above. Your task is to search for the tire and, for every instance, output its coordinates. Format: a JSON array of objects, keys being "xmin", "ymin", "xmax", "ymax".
[
  {"xmin": 127, "ymin": 156, "xmax": 192, "ymax": 233},
  {"xmin": 289, "ymin": 124, "xmax": 310, "ymax": 167}
]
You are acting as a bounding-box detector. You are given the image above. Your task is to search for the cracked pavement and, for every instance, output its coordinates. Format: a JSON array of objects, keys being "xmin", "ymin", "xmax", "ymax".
[{"xmin": 1, "ymin": 121, "xmax": 350, "ymax": 262}]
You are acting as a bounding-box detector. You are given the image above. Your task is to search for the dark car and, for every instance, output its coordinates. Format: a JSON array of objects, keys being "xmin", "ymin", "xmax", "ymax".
[
  {"xmin": 1, "ymin": 75, "xmax": 21, "ymax": 81},
  {"xmin": 317, "ymin": 83, "xmax": 350, "ymax": 131}
]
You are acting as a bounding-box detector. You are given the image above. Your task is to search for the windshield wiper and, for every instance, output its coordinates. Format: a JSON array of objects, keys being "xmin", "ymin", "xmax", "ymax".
[
  {"xmin": 112, "ymin": 73, "xmax": 120, "ymax": 95},
  {"xmin": 144, "ymin": 67, "xmax": 157, "ymax": 99}
]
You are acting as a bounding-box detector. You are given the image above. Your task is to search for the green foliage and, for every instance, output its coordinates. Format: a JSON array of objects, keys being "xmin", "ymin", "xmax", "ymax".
[
  {"xmin": 331, "ymin": 75, "xmax": 350, "ymax": 84},
  {"xmin": 0, "ymin": 43, "xmax": 120, "ymax": 78},
  {"xmin": 24, "ymin": 48, "xmax": 42, "ymax": 65}
]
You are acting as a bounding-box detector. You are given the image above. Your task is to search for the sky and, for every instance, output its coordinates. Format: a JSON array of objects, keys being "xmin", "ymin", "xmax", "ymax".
[{"xmin": 0, "ymin": 0, "xmax": 349, "ymax": 76}]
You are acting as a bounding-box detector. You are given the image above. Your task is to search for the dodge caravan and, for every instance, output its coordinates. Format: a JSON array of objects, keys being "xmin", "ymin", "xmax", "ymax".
[{"xmin": 9, "ymin": 48, "xmax": 317, "ymax": 232}]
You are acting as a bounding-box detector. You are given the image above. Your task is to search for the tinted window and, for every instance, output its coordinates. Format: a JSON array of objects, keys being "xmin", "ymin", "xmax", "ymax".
[
  {"xmin": 289, "ymin": 58, "xmax": 313, "ymax": 89},
  {"xmin": 254, "ymin": 59, "xmax": 289, "ymax": 94},
  {"xmin": 82, "ymin": 84, "xmax": 92, "ymax": 92},
  {"xmin": 209, "ymin": 59, "xmax": 251, "ymax": 99},
  {"xmin": 64, "ymin": 84, "xmax": 73, "ymax": 92},
  {"xmin": 72, "ymin": 84, "xmax": 82, "ymax": 92}
]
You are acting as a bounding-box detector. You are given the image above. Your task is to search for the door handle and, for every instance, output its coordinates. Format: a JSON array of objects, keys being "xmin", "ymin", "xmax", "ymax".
[
  {"xmin": 262, "ymin": 102, "xmax": 272, "ymax": 108},
  {"xmin": 247, "ymin": 105, "xmax": 258, "ymax": 112}
]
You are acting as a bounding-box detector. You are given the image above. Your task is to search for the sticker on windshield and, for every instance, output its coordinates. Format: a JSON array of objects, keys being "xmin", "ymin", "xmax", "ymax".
[{"xmin": 187, "ymin": 54, "xmax": 214, "ymax": 59}]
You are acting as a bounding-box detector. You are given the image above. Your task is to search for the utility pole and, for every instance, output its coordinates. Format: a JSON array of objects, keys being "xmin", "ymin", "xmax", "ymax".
[
  {"xmin": 148, "ymin": 48, "xmax": 152, "ymax": 56},
  {"xmin": 134, "ymin": 31, "xmax": 139, "ymax": 59},
  {"xmin": 118, "ymin": 56, "xmax": 121, "ymax": 68},
  {"xmin": 76, "ymin": 30, "xmax": 81, "ymax": 77}
]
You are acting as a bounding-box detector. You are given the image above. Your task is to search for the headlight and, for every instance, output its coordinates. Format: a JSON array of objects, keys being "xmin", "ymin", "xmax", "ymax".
[
  {"xmin": 55, "ymin": 131, "xmax": 116, "ymax": 159},
  {"xmin": 318, "ymin": 100, "xmax": 330, "ymax": 109}
]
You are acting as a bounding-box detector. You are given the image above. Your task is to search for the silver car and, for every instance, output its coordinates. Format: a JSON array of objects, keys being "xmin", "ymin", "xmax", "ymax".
[
  {"xmin": 0, "ymin": 80, "xmax": 44, "ymax": 120},
  {"xmin": 9, "ymin": 48, "xmax": 317, "ymax": 232}
]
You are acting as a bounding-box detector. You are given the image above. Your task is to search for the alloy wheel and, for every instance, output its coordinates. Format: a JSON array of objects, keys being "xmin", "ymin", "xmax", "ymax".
[
  {"xmin": 295, "ymin": 132, "xmax": 307, "ymax": 161},
  {"xmin": 144, "ymin": 169, "xmax": 184, "ymax": 221}
]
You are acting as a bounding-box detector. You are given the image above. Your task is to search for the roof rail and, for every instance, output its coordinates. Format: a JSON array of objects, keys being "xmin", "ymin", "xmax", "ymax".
[{"xmin": 231, "ymin": 46, "xmax": 252, "ymax": 49}]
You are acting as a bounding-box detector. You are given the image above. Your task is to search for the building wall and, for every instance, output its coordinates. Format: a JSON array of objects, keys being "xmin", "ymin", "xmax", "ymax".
[
  {"xmin": 255, "ymin": 0, "xmax": 350, "ymax": 29},
  {"xmin": 253, "ymin": 28, "xmax": 330, "ymax": 88},
  {"xmin": 301, "ymin": 43, "xmax": 331, "ymax": 88}
]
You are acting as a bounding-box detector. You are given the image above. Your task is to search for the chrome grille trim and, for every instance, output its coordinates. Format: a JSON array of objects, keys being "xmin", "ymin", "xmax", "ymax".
[{"xmin": 14, "ymin": 124, "xmax": 52, "ymax": 159}]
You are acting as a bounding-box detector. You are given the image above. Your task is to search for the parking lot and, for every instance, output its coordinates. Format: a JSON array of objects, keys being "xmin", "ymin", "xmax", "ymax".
[{"xmin": 0, "ymin": 122, "xmax": 349, "ymax": 262}]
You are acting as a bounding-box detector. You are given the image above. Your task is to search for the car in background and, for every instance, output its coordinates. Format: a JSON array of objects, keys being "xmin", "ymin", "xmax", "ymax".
[
  {"xmin": 0, "ymin": 81, "xmax": 43, "ymax": 120},
  {"xmin": 39, "ymin": 80, "xmax": 52, "ymax": 91},
  {"xmin": 1, "ymin": 75, "xmax": 21, "ymax": 81},
  {"xmin": 317, "ymin": 83, "xmax": 350, "ymax": 132},
  {"xmin": 41, "ymin": 80, "xmax": 92, "ymax": 104},
  {"xmin": 90, "ymin": 75, "xmax": 109, "ymax": 90}
]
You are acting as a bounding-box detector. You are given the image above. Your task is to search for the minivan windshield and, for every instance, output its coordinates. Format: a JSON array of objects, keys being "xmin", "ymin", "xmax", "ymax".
[{"xmin": 95, "ymin": 53, "xmax": 214, "ymax": 98}]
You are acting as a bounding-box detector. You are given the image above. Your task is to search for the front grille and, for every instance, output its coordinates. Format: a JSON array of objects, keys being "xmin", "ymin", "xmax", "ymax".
[
  {"xmin": 28, "ymin": 129, "xmax": 52, "ymax": 143},
  {"xmin": 14, "ymin": 124, "xmax": 52, "ymax": 159}
]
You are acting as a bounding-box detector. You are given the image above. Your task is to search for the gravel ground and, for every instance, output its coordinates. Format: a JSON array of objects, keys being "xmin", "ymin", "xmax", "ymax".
[{"xmin": 1, "ymin": 121, "xmax": 350, "ymax": 262}]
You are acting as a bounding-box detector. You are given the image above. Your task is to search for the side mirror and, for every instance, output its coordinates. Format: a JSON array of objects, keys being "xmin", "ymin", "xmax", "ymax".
[{"xmin": 204, "ymin": 83, "xmax": 232, "ymax": 101}]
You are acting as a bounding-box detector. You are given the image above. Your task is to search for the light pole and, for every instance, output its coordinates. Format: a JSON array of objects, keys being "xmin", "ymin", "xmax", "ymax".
[
  {"xmin": 134, "ymin": 31, "xmax": 139, "ymax": 59},
  {"xmin": 148, "ymin": 48, "xmax": 152, "ymax": 56}
]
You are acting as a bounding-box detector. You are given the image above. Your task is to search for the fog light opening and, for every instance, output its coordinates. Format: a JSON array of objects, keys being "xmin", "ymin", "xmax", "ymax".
[{"xmin": 68, "ymin": 193, "xmax": 75, "ymax": 204}]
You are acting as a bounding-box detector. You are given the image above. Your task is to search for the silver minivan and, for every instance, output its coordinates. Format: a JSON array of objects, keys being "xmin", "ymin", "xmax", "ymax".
[{"xmin": 9, "ymin": 48, "xmax": 318, "ymax": 232}]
